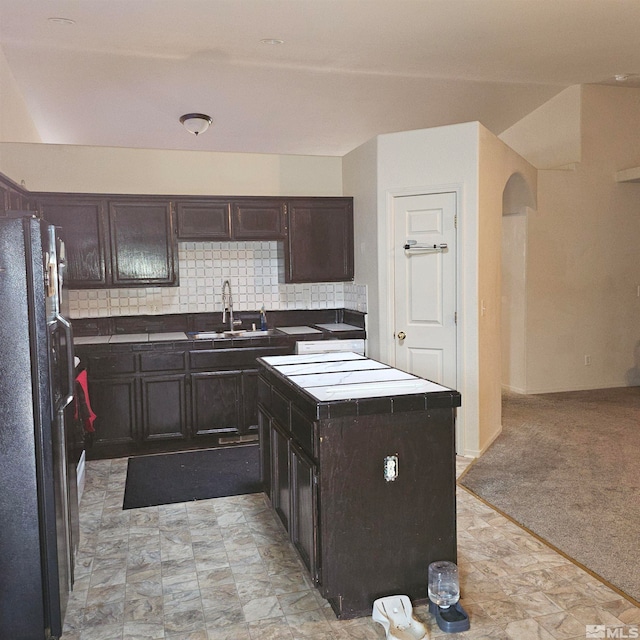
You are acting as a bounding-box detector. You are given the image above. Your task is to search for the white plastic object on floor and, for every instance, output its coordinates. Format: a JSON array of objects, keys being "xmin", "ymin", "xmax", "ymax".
[{"xmin": 371, "ymin": 595, "xmax": 428, "ymax": 640}]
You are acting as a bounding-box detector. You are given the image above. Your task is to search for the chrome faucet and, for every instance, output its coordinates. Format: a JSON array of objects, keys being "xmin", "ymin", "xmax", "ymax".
[{"xmin": 221, "ymin": 279, "xmax": 241, "ymax": 331}]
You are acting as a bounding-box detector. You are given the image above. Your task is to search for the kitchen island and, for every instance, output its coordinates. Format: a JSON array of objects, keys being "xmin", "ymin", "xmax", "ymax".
[{"xmin": 257, "ymin": 351, "xmax": 461, "ymax": 619}]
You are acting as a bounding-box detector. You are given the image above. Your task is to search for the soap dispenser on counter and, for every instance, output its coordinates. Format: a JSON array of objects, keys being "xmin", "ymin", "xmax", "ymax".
[{"xmin": 260, "ymin": 305, "xmax": 268, "ymax": 331}]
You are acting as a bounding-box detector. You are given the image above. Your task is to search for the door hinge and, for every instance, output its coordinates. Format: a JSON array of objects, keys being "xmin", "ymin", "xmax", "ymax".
[
  {"xmin": 454, "ymin": 214, "xmax": 457, "ymax": 228},
  {"xmin": 454, "ymin": 311, "xmax": 457, "ymax": 324}
]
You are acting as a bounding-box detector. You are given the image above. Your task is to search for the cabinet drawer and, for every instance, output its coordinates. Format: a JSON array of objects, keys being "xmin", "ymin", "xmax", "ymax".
[
  {"xmin": 140, "ymin": 351, "xmax": 185, "ymax": 372},
  {"xmin": 190, "ymin": 347, "xmax": 291, "ymax": 370},
  {"xmin": 190, "ymin": 349, "xmax": 256, "ymax": 369},
  {"xmin": 291, "ymin": 405, "xmax": 316, "ymax": 459},
  {"xmin": 87, "ymin": 353, "xmax": 136, "ymax": 376}
]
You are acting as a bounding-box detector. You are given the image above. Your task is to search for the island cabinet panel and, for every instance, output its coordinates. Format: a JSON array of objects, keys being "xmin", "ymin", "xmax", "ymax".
[
  {"xmin": 257, "ymin": 354, "xmax": 460, "ymax": 619},
  {"xmin": 38, "ymin": 197, "xmax": 109, "ymax": 288},
  {"xmin": 285, "ymin": 198, "xmax": 354, "ymax": 283},
  {"xmin": 318, "ymin": 409, "xmax": 456, "ymax": 615},
  {"xmin": 109, "ymin": 201, "xmax": 177, "ymax": 286}
]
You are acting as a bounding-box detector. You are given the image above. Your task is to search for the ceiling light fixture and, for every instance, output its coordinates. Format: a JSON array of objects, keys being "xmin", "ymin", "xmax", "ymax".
[
  {"xmin": 179, "ymin": 113, "xmax": 212, "ymax": 136},
  {"xmin": 260, "ymin": 38, "xmax": 284, "ymax": 45},
  {"xmin": 615, "ymin": 74, "xmax": 630, "ymax": 82}
]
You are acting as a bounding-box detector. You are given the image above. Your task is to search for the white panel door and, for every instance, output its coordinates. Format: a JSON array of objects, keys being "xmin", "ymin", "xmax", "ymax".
[{"xmin": 393, "ymin": 192, "xmax": 457, "ymax": 389}]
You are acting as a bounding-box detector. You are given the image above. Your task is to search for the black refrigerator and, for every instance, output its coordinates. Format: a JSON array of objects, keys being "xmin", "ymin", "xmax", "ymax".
[{"xmin": 0, "ymin": 213, "xmax": 79, "ymax": 639}]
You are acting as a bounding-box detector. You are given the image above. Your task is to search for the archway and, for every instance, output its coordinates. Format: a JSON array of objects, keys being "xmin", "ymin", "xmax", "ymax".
[{"xmin": 501, "ymin": 173, "xmax": 535, "ymax": 392}]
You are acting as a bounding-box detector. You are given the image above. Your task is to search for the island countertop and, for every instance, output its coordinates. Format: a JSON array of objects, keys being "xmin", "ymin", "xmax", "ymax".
[{"xmin": 257, "ymin": 351, "xmax": 461, "ymax": 420}]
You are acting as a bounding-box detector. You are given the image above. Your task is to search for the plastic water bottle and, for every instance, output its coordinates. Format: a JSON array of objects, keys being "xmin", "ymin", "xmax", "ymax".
[
  {"xmin": 428, "ymin": 560, "xmax": 460, "ymax": 608},
  {"xmin": 260, "ymin": 305, "xmax": 268, "ymax": 331}
]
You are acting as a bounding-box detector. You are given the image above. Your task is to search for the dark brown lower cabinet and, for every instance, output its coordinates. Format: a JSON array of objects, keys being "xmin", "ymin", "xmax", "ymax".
[
  {"xmin": 141, "ymin": 374, "xmax": 187, "ymax": 442},
  {"xmin": 90, "ymin": 377, "xmax": 138, "ymax": 449},
  {"xmin": 262, "ymin": 408, "xmax": 318, "ymax": 578},
  {"xmin": 271, "ymin": 418, "xmax": 291, "ymax": 531},
  {"xmin": 79, "ymin": 342, "xmax": 292, "ymax": 459},
  {"xmin": 191, "ymin": 370, "xmax": 242, "ymax": 437},
  {"xmin": 290, "ymin": 441, "xmax": 318, "ymax": 579}
]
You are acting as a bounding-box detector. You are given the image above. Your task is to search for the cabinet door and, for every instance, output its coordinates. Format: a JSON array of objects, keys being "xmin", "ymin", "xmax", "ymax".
[
  {"xmin": 233, "ymin": 199, "xmax": 286, "ymax": 240},
  {"xmin": 1, "ymin": 178, "xmax": 26, "ymax": 213},
  {"xmin": 285, "ymin": 198, "xmax": 354, "ymax": 282},
  {"xmin": 271, "ymin": 419, "xmax": 290, "ymax": 531},
  {"xmin": 190, "ymin": 370, "xmax": 242, "ymax": 436},
  {"xmin": 39, "ymin": 197, "xmax": 109, "ymax": 288},
  {"xmin": 290, "ymin": 441, "xmax": 319, "ymax": 580},
  {"xmin": 89, "ymin": 377, "xmax": 138, "ymax": 447},
  {"xmin": 109, "ymin": 200, "xmax": 177, "ymax": 286},
  {"xmin": 176, "ymin": 199, "xmax": 232, "ymax": 240},
  {"xmin": 141, "ymin": 374, "xmax": 187, "ymax": 442}
]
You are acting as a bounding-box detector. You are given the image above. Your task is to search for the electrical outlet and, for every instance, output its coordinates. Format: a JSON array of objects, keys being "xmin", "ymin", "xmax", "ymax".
[{"xmin": 585, "ymin": 355, "xmax": 592, "ymax": 366}]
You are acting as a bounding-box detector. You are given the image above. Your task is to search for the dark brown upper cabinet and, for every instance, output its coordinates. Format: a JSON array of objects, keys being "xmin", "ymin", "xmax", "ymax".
[
  {"xmin": 176, "ymin": 199, "xmax": 232, "ymax": 240},
  {"xmin": 285, "ymin": 198, "xmax": 354, "ymax": 283},
  {"xmin": 108, "ymin": 200, "xmax": 177, "ymax": 286},
  {"xmin": 176, "ymin": 197, "xmax": 286, "ymax": 241},
  {"xmin": 0, "ymin": 173, "xmax": 33, "ymax": 215},
  {"xmin": 39, "ymin": 197, "xmax": 110, "ymax": 288},
  {"xmin": 37, "ymin": 193, "xmax": 178, "ymax": 288},
  {"xmin": 233, "ymin": 199, "xmax": 286, "ymax": 240}
]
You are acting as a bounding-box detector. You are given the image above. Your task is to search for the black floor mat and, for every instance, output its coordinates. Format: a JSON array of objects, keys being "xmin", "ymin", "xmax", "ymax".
[{"xmin": 123, "ymin": 445, "xmax": 262, "ymax": 509}]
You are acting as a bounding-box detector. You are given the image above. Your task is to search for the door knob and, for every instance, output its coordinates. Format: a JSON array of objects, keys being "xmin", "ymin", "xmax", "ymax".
[{"xmin": 397, "ymin": 331, "xmax": 406, "ymax": 340}]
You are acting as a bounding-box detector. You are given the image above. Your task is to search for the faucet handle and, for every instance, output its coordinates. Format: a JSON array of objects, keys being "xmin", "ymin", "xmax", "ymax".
[{"xmin": 232, "ymin": 319, "xmax": 242, "ymax": 327}]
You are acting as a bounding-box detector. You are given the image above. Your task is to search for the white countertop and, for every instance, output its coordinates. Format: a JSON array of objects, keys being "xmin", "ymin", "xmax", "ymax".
[
  {"xmin": 313, "ymin": 323, "xmax": 362, "ymax": 331},
  {"xmin": 276, "ymin": 326, "xmax": 323, "ymax": 335},
  {"xmin": 261, "ymin": 352, "xmax": 450, "ymax": 400},
  {"xmin": 75, "ymin": 332, "xmax": 188, "ymax": 344}
]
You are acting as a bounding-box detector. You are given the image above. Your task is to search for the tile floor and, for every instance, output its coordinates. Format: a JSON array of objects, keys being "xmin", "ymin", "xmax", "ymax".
[{"xmin": 60, "ymin": 456, "xmax": 639, "ymax": 640}]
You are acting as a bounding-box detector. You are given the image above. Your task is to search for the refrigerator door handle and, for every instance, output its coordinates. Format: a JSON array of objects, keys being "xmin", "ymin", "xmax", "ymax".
[{"xmin": 56, "ymin": 313, "xmax": 75, "ymax": 411}]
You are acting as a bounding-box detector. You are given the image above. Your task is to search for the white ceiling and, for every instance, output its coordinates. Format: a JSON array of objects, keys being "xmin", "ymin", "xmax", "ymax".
[{"xmin": 2, "ymin": 0, "xmax": 640, "ymax": 156}]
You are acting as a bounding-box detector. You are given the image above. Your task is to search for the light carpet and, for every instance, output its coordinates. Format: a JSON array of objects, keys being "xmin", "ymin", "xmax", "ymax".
[{"xmin": 459, "ymin": 387, "xmax": 640, "ymax": 604}]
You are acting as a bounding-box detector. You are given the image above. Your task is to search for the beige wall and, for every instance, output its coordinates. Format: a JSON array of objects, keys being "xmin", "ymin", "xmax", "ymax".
[
  {"xmin": 478, "ymin": 127, "xmax": 537, "ymax": 451},
  {"xmin": 0, "ymin": 49, "xmax": 41, "ymax": 144},
  {"xmin": 0, "ymin": 142, "xmax": 343, "ymax": 197},
  {"xmin": 344, "ymin": 122, "xmax": 536, "ymax": 456},
  {"xmin": 499, "ymin": 85, "xmax": 581, "ymax": 170},
  {"xmin": 342, "ymin": 137, "xmax": 378, "ymax": 351},
  {"xmin": 522, "ymin": 85, "xmax": 640, "ymax": 392}
]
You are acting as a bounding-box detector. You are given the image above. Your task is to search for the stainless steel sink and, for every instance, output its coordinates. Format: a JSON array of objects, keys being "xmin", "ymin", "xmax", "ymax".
[
  {"xmin": 227, "ymin": 329, "xmax": 276, "ymax": 337},
  {"xmin": 192, "ymin": 331, "xmax": 226, "ymax": 339},
  {"xmin": 193, "ymin": 329, "xmax": 275, "ymax": 339}
]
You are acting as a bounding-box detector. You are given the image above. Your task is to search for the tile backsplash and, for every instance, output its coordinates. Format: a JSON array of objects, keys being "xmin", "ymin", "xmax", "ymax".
[{"xmin": 66, "ymin": 241, "xmax": 367, "ymax": 319}]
